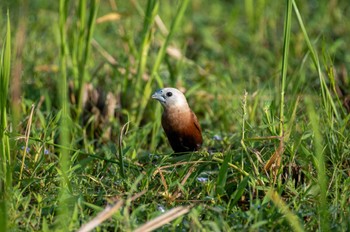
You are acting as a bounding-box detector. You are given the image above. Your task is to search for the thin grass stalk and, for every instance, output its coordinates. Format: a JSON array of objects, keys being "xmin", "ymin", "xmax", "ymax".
[
  {"xmin": 118, "ymin": 122, "xmax": 129, "ymax": 190},
  {"xmin": 19, "ymin": 105, "xmax": 34, "ymax": 180},
  {"xmin": 57, "ymin": 0, "xmax": 73, "ymax": 229},
  {"xmin": 240, "ymin": 91, "xmax": 248, "ymax": 151},
  {"xmin": 0, "ymin": 11, "xmax": 11, "ymax": 232},
  {"xmin": 279, "ymin": 0, "xmax": 292, "ymax": 137},
  {"xmin": 292, "ymin": 1, "xmax": 339, "ymax": 122},
  {"xmin": 76, "ymin": 0, "xmax": 99, "ymax": 119},
  {"xmin": 135, "ymin": 0, "xmax": 159, "ymax": 99},
  {"xmin": 240, "ymin": 91, "xmax": 251, "ymax": 177},
  {"xmin": 135, "ymin": 0, "xmax": 190, "ymax": 127},
  {"xmin": 78, "ymin": 0, "xmax": 88, "ymax": 60},
  {"xmin": 150, "ymin": 0, "xmax": 190, "ymax": 84}
]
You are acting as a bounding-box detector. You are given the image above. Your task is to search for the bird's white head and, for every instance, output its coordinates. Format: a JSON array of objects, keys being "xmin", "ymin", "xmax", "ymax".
[{"xmin": 152, "ymin": 87, "xmax": 189, "ymax": 109}]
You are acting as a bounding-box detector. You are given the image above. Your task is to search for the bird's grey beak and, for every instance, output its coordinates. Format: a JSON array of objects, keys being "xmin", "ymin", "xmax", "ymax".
[{"xmin": 152, "ymin": 91, "xmax": 166, "ymax": 103}]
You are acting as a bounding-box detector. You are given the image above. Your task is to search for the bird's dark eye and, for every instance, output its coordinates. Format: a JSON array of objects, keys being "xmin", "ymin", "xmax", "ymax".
[{"xmin": 166, "ymin": 92, "xmax": 173, "ymax": 97}]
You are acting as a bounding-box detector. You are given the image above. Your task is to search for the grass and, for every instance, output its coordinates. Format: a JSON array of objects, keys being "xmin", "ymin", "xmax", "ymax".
[{"xmin": 1, "ymin": 0, "xmax": 350, "ymax": 231}]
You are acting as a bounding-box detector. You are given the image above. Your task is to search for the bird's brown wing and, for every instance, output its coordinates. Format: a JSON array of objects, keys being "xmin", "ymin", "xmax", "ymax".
[
  {"xmin": 190, "ymin": 111, "xmax": 203, "ymax": 150},
  {"xmin": 191, "ymin": 111, "xmax": 202, "ymax": 134}
]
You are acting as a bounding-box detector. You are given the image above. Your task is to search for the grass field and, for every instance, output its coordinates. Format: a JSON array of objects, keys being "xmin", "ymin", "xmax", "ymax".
[{"xmin": 1, "ymin": 0, "xmax": 350, "ymax": 231}]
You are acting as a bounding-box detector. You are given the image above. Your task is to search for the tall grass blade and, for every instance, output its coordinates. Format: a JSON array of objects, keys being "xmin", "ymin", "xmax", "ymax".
[
  {"xmin": 216, "ymin": 151, "xmax": 231, "ymax": 196},
  {"xmin": 292, "ymin": 1, "xmax": 339, "ymax": 122},
  {"xmin": 135, "ymin": 0, "xmax": 159, "ymax": 98},
  {"xmin": 305, "ymin": 97, "xmax": 329, "ymax": 231},
  {"xmin": 279, "ymin": 0, "xmax": 292, "ymax": 137},
  {"xmin": 228, "ymin": 176, "xmax": 249, "ymax": 211},
  {"xmin": 57, "ymin": 0, "xmax": 73, "ymax": 229},
  {"xmin": 118, "ymin": 122, "xmax": 129, "ymax": 190},
  {"xmin": 75, "ymin": 0, "xmax": 99, "ymax": 119},
  {"xmin": 132, "ymin": 0, "xmax": 159, "ymax": 127},
  {"xmin": 0, "ymin": 11, "xmax": 11, "ymax": 232}
]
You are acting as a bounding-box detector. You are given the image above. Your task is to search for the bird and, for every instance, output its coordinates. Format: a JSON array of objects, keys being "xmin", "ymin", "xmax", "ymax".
[{"xmin": 152, "ymin": 87, "xmax": 203, "ymax": 153}]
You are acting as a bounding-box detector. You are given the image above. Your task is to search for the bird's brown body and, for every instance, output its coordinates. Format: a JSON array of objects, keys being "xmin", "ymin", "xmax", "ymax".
[
  {"xmin": 152, "ymin": 88, "xmax": 203, "ymax": 153},
  {"xmin": 162, "ymin": 106, "xmax": 202, "ymax": 152}
]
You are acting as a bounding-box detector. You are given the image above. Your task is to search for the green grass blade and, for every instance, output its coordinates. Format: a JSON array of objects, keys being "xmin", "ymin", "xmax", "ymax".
[
  {"xmin": 228, "ymin": 176, "xmax": 249, "ymax": 210},
  {"xmin": 279, "ymin": 0, "xmax": 292, "ymax": 137},
  {"xmin": 57, "ymin": 0, "xmax": 73, "ymax": 229},
  {"xmin": 0, "ymin": 11, "xmax": 11, "ymax": 184},
  {"xmin": 0, "ymin": 10, "xmax": 11, "ymax": 232},
  {"xmin": 76, "ymin": 0, "xmax": 99, "ymax": 119},
  {"xmin": 292, "ymin": 1, "xmax": 339, "ymax": 121},
  {"xmin": 216, "ymin": 152, "xmax": 231, "ymax": 196},
  {"xmin": 150, "ymin": 0, "xmax": 190, "ymax": 80},
  {"xmin": 135, "ymin": 0, "xmax": 159, "ymax": 97},
  {"xmin": 132, "ymin": 0, "xmax": 159, "ymax": 125},
  {"xmin": 305, "ymin": 97, "xmax": 329, "ymax": 231}
]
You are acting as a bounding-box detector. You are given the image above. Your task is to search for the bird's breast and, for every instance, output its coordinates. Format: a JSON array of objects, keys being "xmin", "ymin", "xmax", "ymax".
[{"xmin": 162, "ymin": 108, "xmax": 192, "ymax": 131}]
